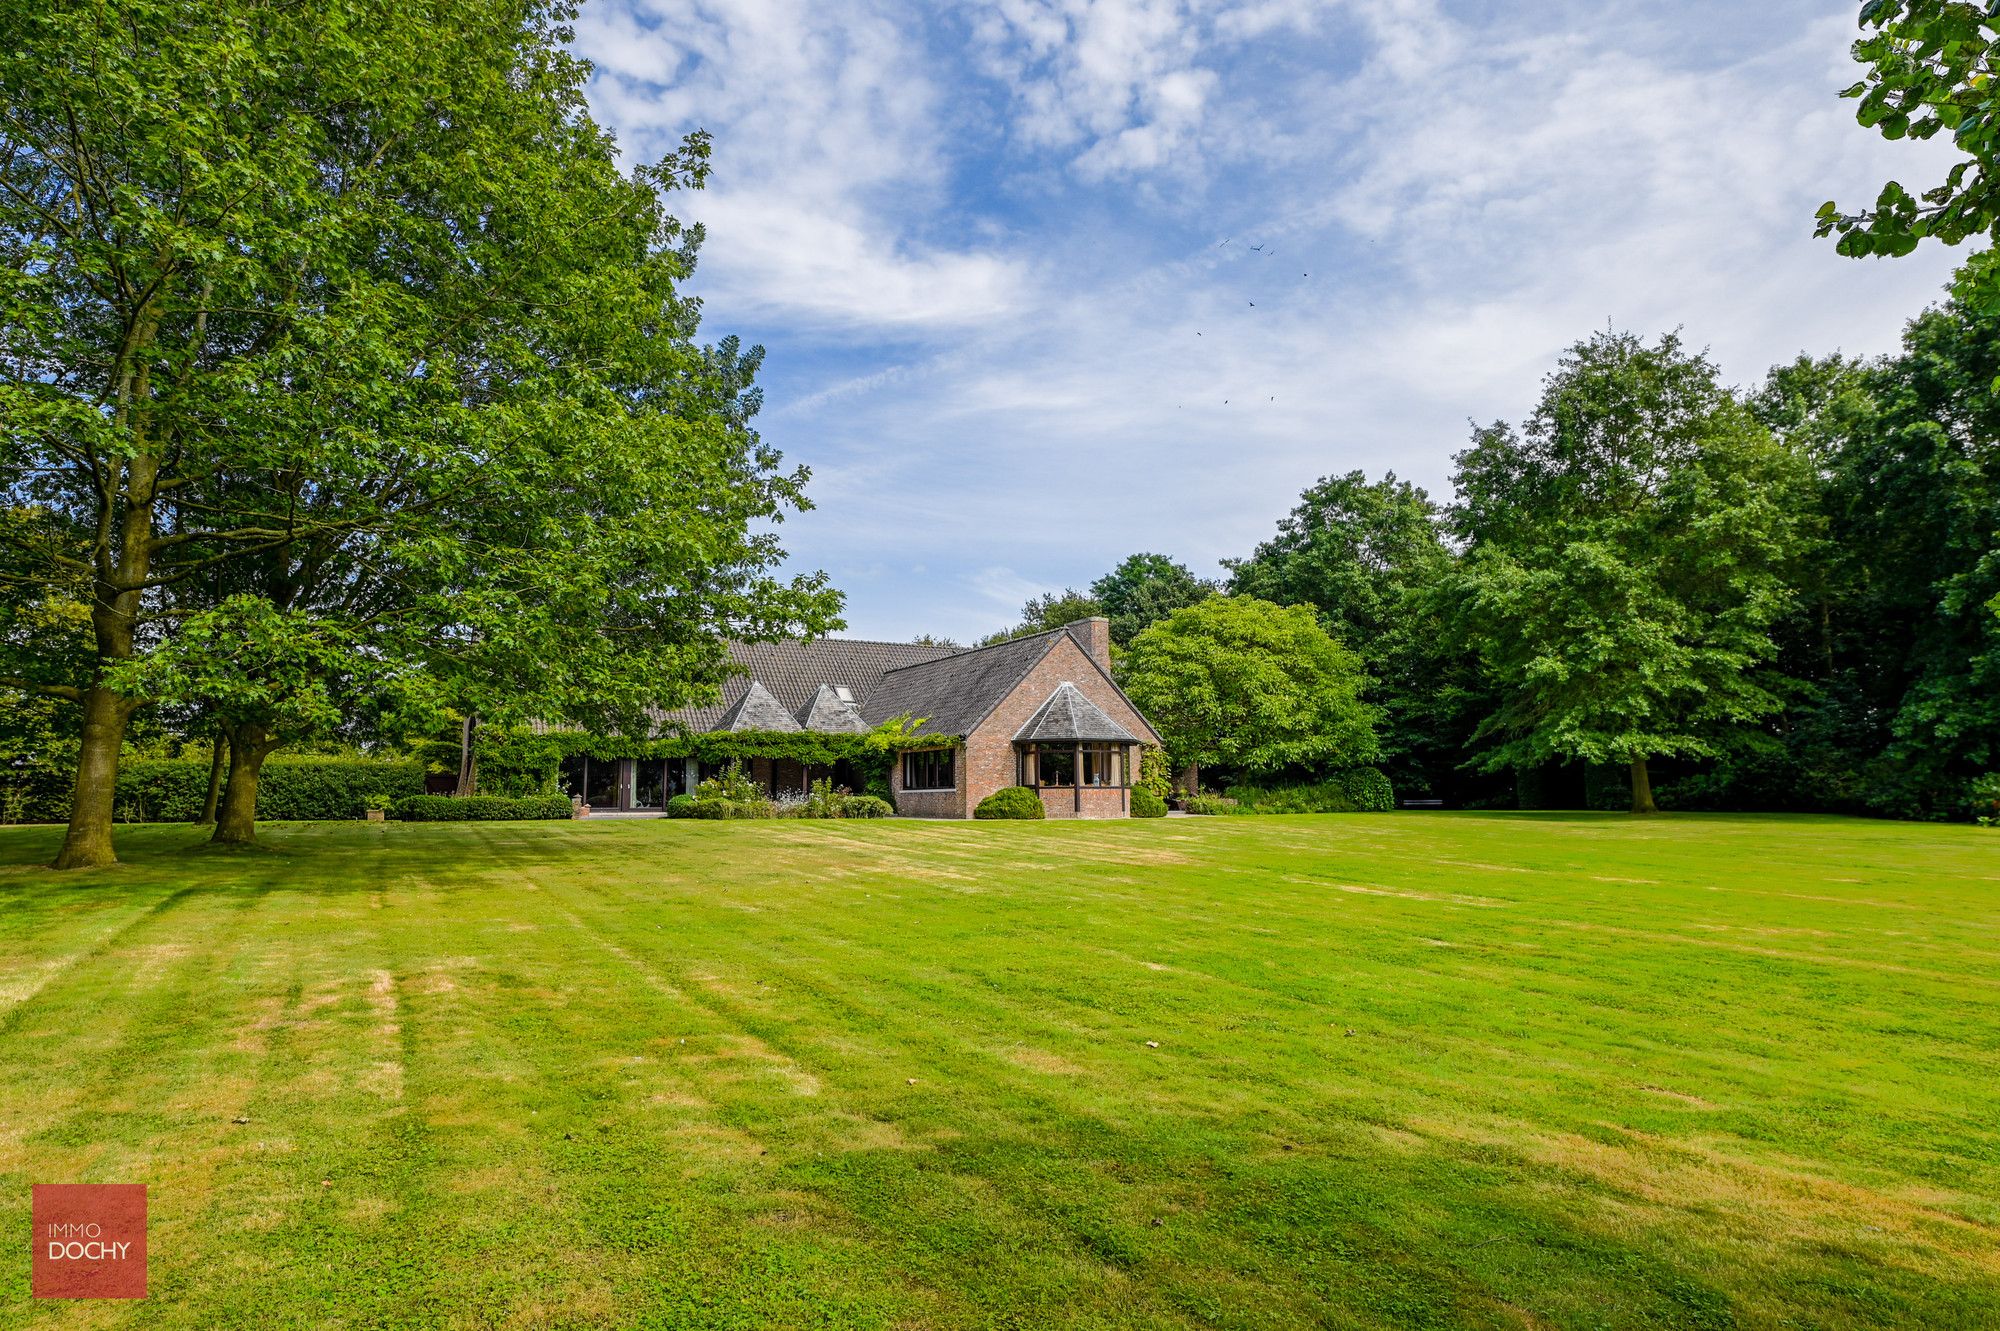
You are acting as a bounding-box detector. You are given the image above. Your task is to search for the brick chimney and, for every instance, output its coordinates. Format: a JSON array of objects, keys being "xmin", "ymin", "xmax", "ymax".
[{"xmin": 1071, "ymin": 616, "xmax": 1112, "ymax": 673}]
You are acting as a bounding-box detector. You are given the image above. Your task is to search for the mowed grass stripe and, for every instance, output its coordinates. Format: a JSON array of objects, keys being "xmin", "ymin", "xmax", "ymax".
[{"xmin": 0, "ymin": 814, "xmax": 1995, "ymax": 1327}]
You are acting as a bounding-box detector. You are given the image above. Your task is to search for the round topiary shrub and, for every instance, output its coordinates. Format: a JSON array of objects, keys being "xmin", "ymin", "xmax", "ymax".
[
  {"xmin": 974, "ymin": 786, "xmax": 1046, "ymax": 820},
  {"xmin": 1129, "ymin": 788, "xmax": 1167, "ymax": 818},
  {"xmin": 841, "ymin": 795, "xmax": 894, "ymax": 819},
  {"xmin": 665, "ymin": 794, "xmax": 697, "ymax": 818}
]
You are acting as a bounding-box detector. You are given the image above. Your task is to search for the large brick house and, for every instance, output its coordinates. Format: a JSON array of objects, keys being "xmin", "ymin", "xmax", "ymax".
[{"xmin": 558, "ymin": 618, "xmax": 1161, "ymax": 819}]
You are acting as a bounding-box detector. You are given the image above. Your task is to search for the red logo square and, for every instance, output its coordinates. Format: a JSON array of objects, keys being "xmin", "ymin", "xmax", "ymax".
[{"xmin": 31, "ymin": 1184, "xmax": 147, "ymax": 1299}]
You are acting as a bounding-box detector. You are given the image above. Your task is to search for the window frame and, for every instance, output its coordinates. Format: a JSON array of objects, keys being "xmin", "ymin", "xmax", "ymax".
[
  {"xmin": 902, "ymin": 747, "xmax": 956, "ymax": 793},
  {"xmin": 1019, "ymin": 742, "xmax": 1131, "ymax": 789}
]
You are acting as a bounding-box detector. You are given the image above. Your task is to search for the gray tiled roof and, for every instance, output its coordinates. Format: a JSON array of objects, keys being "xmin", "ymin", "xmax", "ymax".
[
  {"xmin": 1013, "ymin": 682, "xmax": 1139, "ymax": 743},
  {"xmin": 714, "ymin": 680, "xmax": 801, "ymax": 732},
  {"xmin": 543, "ymin": 625, "xmax": 1159, "ymax": 744},
  {"xmin": 859, "ymin": 631, "xmax": 1062, "ymax": 735},
  {"xmin": 796, "ymin": 684, "xmax": 869, "ymax": 733},
  {"xmin": 653, "ymin": 638, "xmax": 959, "ymax": 734}
]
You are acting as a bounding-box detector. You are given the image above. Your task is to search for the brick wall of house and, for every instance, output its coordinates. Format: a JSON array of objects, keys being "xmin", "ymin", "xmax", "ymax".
[
  {"xmin": 889, "ymin": 744, "xmax": 966, "ymax": 819},
  {"xmin": 963, "ymin": 633, "xmax": 1158, "ymax": 820},
  {"xmin": 1036, "ymin": 786, "xmax": 1130, "ymax": 818}
]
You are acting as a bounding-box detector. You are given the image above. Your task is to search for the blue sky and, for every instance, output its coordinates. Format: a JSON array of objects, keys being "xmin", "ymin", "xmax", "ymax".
[{"xmin": 573, "ymin": 0, "xmax": 1964, "ymax": 644}]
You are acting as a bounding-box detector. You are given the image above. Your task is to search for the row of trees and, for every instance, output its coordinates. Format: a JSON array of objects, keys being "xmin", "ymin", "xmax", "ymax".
[
  {"xmin": 2, "ymin": 1, "xmax": 840, "ymax": 868},
  {"xmin": 996, "ymin": 309, "xmax": 1998, "ymax": 818},
  {"xmin": 981, "ymin": 2, "xmax": 2000, "ymax": 819}
]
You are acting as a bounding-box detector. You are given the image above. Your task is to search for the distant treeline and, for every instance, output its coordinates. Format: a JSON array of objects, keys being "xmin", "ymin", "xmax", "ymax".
[{"xmin": 986, "ymin": 288, "xmax": 1998, "ymax": 821}]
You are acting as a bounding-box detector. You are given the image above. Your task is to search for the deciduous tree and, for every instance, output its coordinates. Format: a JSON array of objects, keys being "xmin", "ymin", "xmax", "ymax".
[
  {"xmin": 1448, "ymin": 331, "xmax": 1815, "ymax": 813},
  {"xmin": 0, "ymin": 0, "xmax": 838, "ymax": 862},
  {"xmin": 1121, "ymin": 596, "xmax": 1378, "ymax": 791},
  {"xmin": 1226, "ymin": 471, "xmax": 1474, "ymax": 799},
  {"xmin": 1088, "ymin": 554, "xmax": 1216, "ymax": 649},
  {"xmin": 1817, "ymin": 0, "xmax": 2000, "ymax": 300}
]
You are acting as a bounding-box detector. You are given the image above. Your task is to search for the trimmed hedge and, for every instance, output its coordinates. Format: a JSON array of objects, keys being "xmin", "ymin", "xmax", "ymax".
[
  {"xmin": 1219, "ymin": 769, "xmax": 1396, "ymax": 815},
  {"xmin": 974, "ymin": 786, "xmax": 1046, "ymax": 820},
  {"xmin": 391, "ymin": 794, "xmax": 573, "ymax": 822},
  {"xmin": 1129, "ymin": 787, "xmax": 1167, "ymax": 818},
  {"xmin": 109, "ymin": 756, "xmax": 427, "ymax": 824},
  {"xmin": 666, "ymin": 794, "xmax": 698, "ymax": 819},
  {"xmin": 841, "ymin": 794, "xmax": 893, "ymax": 819}
]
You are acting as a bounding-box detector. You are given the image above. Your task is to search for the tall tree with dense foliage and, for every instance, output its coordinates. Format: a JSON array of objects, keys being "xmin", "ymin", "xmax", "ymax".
[
  {"xmin": 1225, "ymin": 471, "xmax": 1476, "ymax": 799},
  {"xmin": 1791, "ymin": 284, "xmax": 1998, "ymax": 815},
  {"xmin": 1121, "ymin": 596, "xmax": 1378, "ymax": 791},
  {"xmin": 1448, "ymin": 331, "xmax": 1815, "ymax": 813},
  {"xmin": 1087, "ymin": 554, "xmax": 1216, "ymax": 649},
  {"xmin": 0, "ymin": 0, "xmax": 837, "ymax": 863}
]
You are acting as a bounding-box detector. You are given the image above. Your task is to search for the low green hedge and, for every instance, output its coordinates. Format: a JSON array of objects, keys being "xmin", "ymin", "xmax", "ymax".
[
  {"xmin": 111, "ymin": 756, "xmax": 427, "ymax": 823},
  {"xmin": 1218, "ymin": 769, "xmax": 1396, "ymax": 815},
  {"xmin": 391, "ymin": 794, "xmax": 573, "ymax": 822},
  {"xmin": 1129, "ymin": 787, "xmax": 1168, "ymax": 818},
  {"xmin": 842, "ymin": 795, "xmax": 893, "ymax": 819},
  {"xmin": 974, "ymin": 786, "xmax": 1046, "ymax": 820},
  {"xmin": 675, "ymin": 794, "xmax": 894, "ymax": 820}
]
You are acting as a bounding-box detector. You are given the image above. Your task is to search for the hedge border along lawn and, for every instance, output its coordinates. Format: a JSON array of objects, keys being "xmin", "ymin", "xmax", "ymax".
[
  {"xmin": 389, "ymin": 794, "xmax": 574, "ymax": 822},
  {"xmin": 0, "ymin": 813, "xmax": 1995, "ymax": 1328},
  {"xmin": 4, "ymin": 756, "xmax": 430, "ymax": 825}
]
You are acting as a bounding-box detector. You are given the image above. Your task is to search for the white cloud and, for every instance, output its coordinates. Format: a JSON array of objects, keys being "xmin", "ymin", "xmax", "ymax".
[
  {"xmin": 576, "ymin": 0, "xmax": 1031, "ymax": 329},
  {"xmin": 576, "ymin": 2, "xmax": 1970, "ymax": 641}
]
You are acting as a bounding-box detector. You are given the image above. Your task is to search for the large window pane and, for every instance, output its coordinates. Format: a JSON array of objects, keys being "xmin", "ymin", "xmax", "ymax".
[
  {"xmin": 1037, "ymin": 745, "xmax": 1075, "ymax": 788},
  {"xmin": 585, "ymin": 758, "xmax": 620, "ymax": 809},
  {"xmin": 903, "ymin": 748, "xmax": 954, "ymax": 791},
  {"xmin": 633, "ymin": 761, "xmax": 665, "ymax": 808}
]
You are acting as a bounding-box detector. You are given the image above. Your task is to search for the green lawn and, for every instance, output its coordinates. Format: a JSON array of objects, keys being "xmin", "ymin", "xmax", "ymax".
[{"xmin": 0, "ymin": 815, "xmax": 1995, "ymax": 1329}]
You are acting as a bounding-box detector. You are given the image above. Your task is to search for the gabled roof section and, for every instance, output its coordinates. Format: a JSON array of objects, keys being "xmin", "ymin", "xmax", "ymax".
[
  {"xmin": 797, "ymin": 684, "xmax": 869, "ymax": 734},
  {"xmin": 1013, "ymin": 682, "xmax": 1139, "ymax": 743},
  {"xmin": 714, "ymin": 680, "xmax": 801, "ymax": 733},
  {"xmin": 653, "ymin": 638, "xmax": 960, "ymax": 734},
  {"xmin": 860, "ymin": 630, "xmax": 1060, "ymax": 736}
]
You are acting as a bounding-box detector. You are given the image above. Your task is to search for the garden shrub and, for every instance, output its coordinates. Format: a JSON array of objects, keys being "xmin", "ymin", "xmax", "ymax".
[
  {"xmin": 1183, "ymin": 793, "xmax": 1239, "ymax": 816},
  {"xmin": 665, "ymin": 794, "xmax": 698, "ymax": 819},
  {"xmin": 1223, "ymin": 769, "xmax": 1395, "ymax": 815},
  {"xmin": 1972, "ymin": 774, "xmax": 2000, "ymax": 827},
  {"xmin": 391, "ymin": 793, "xmax": 572, "ymax": 822},
  {"xmin": 974, "ymin": 786, "xmax": 1045, "ymax": 820},
  {"xmin": 106, "ymin": 756, "xmax": 426, "ymax": 824},
  {"xmin": 841, "ymin": 794, "xmax": 894, "ymax": 819},
  {"xmin": 1129, "ymin": 787, "xmax": 1167, "ymax": 818}
]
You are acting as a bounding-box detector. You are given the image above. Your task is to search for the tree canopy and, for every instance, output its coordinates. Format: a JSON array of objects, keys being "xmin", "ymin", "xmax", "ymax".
[
  {"xmin": 1447, "ymin": 332, "xmax": 1815, "ymax": 812},
  {"xmin": 1088, "ymin": 554, "xmax": 1217, "ymax": 649},
  {"xmin": 1818, "ymin": 1, "xmax": 2000, "ymax": 287},
  {"xmin": 0, "ymin": 0, "xmax": 837, "ymax": 863},
  {"xmin": 1225, "ymin": 471, "xmax": 1471, "ymax": 798},
  {"xmin": 1121, "ymin": 596, "xmax": 1379, "ymax": 788}
]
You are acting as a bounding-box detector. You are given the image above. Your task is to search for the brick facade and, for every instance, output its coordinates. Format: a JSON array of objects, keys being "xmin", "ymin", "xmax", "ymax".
[
  {"xmin": 565, "ymin": 620, "xmax": 1159, "ymax": 821},
  {"xmin": 888, "ymin": 760, "xmax": 966, "ymax": 819},
  {"xmin": 958, "ymin": 625, "xmax": 1157, "ymax": 820}
]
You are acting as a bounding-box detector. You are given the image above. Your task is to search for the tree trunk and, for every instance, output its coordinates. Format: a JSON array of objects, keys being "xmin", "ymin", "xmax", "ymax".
[
  {"xmin": 213, "ymin": 723, "xmax": 280, "ymax": 846},
  {"xmin": 1177, "ymin": 762, "xmax": 1201, "ymax": 795},
  {"xmin": 455, "ymin": 713, "xmax": 478, "ymax": 798},
  {"xmin": 52, "ymin": 685, "xmax": 138, "ymax": 869},
  {"xmin": 196, "ymin": 729, "xmax": 228, "ymax": 824},
  {"xmin": 1629, "ymin": 756, "xmax": 1658, "ymax": 815}
]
